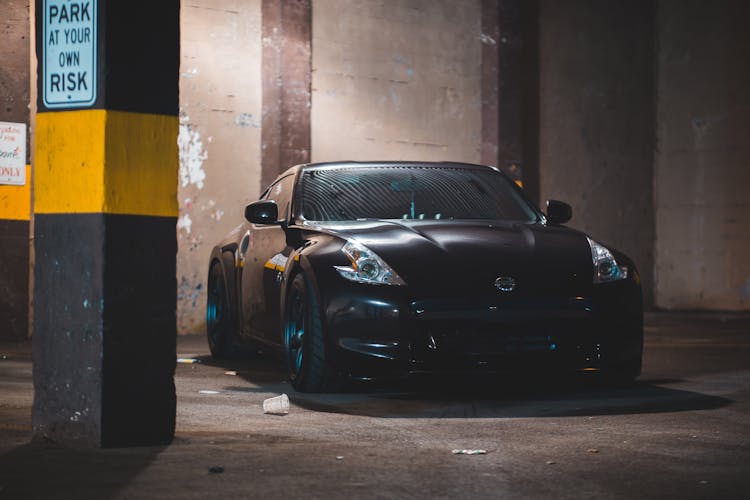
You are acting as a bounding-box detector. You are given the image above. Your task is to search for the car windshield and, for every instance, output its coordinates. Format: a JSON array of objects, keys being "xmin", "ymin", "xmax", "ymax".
[{"xmin": 299, "ymin": 165, "xmax": 539, "ymax": 222}]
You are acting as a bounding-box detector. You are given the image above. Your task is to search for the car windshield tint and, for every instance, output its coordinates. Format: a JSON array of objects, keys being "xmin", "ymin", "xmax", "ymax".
[{"xmin": 300, "ymin": 166, "xmax": 538, "ymax": 222}]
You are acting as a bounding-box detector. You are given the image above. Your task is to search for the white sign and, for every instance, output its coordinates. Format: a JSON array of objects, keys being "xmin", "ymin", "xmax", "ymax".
[
  {"xmin": 0, "ymin": 122, "xmax": 27, "ymax": 185},
  {"xmin": 43, "ymin": 0, "xmax": 97, "ymax": 108}
]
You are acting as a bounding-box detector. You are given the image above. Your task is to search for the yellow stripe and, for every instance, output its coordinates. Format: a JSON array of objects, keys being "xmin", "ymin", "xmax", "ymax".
[
  {"xmin": 35, "ymin": 110, "xmax": 106, "ymax": 213},
  {"xmin": 0, "ymin": 165, "xmax": 31, "ymax": 221},
  {"xmin": 263, "ymin": 261, "xmax": 285, "ymax": 272},
  {"xmin": 35, "ymin": 110, "xmax": 178, "ymax": 217},
  {"xmin": 104, "ymin": 111, "xmax": 178, "ymax": 217}
]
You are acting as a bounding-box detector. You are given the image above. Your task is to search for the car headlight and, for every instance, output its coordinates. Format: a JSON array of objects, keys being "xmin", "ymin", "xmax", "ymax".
[
  {"xmin": 334, "ymin": 240, "xmax": 406, "ymax": 286},
  {"xmin": 587, "ymin": 237, "xmax": 628, "ymax": 284}
]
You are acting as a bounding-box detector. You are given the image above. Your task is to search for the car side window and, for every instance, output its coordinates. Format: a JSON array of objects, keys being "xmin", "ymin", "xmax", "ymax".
[{"xmin": 265, "ymin": 175, "xmax": 295, "ymax": 222}]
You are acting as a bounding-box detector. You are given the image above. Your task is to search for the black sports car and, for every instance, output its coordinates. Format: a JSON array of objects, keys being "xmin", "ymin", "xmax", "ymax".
[{"xmin": 207, "ymin": 161, "xmax": 643, "ymax": 392}]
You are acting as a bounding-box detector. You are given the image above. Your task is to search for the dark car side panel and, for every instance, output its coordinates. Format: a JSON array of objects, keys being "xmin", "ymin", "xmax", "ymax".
[{"xmin": 239, "ymin": 224, "xmax": 286, "ymax": 339}]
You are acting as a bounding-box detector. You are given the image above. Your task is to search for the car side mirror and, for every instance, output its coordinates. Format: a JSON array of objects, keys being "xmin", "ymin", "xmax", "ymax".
[
  {"xmin": 546, "ymin": 199, "xmax": 572, "ymax": 225},
  {"xmin": 245, "ymin": 200, "xmax": 280, "ymax": 225}
]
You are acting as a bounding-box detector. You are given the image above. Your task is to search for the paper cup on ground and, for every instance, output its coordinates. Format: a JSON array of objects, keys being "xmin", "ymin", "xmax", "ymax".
[{"xmin": 263, "ymin": 394, "xmax": 290, "ymax": 415}]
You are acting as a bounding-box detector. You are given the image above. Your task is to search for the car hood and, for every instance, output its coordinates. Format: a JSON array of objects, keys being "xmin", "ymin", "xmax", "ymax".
[{"xmin": 309, "ymin": 219, "xmax": 594, "ymax": 297}]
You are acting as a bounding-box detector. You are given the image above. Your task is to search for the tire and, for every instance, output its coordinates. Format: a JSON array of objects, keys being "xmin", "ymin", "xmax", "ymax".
[
  {"xmin": 600, "ymin": 322, "xmax": 643, "ymax": 388},
  {"xmin": 283, "ymin": 272, "xmax": 335, "ymax": 392},
  {"xmin": 599, "ymin": 362, "xmax": 641, "ymax": 388},
  {"xmin": 206, "ymin": 260, "xmax": 238, "ymax": 359}
]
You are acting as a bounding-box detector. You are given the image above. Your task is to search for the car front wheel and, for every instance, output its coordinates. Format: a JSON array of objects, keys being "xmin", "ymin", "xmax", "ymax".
[{"xmin": 283, "ymin": 272, "xmax": 335, "ymax": 392}]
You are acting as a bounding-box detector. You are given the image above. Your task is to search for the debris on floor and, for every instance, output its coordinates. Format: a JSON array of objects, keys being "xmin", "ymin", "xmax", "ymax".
[
  {"xmin": 263, "ymin": 394, "xmax": 290, "ymax": 415},
  {"xmin": 452, "ymin": 449, "xmax": 487, "ymax": 455},
  {"xmin": 208, "ymin": 466, "xmax": 224, "ymax": 474},
  {"xmin": 336, "ymin": 456, "xmax": 345, "ymax": 460},
  {"xmin": 224, "ymin": 371, "xmax": 237, "ymax": 376},
  {"xmin": 177, "ymin": 358, "xmax": 201, "ymax": 364},
  {"xmin": 199, "ymin": 390, "xmax": 220, "ymax": 395},
  {"xmin": 586, "ymin": 448, "xmax": 599, "ymax": 454},
  {"xmin": 546, "ymin": 461, "xmax": 556, "ymax": 465}
]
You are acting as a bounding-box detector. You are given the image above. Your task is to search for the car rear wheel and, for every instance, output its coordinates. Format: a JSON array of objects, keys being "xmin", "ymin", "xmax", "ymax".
[
  {"xmin": 206, "ymin": 260, "xmax": 237, "ymax": 359},
  {"xmin": 284, "ymin": 272, "xmax": 334, "ymax": 392}
]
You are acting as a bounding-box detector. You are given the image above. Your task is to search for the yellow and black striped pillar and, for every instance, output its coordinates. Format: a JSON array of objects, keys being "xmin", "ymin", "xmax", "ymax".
[
  {"xmin": 0, "ymin": 165, "xmax": 30, "ymax": 341},
  {"xmin": 33, "ymin": 0, "xmax": 179, "ymax": 446}
]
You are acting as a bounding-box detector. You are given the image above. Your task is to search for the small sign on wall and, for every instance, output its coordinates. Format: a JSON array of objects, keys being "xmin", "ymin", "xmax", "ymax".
[
  {"xmin": 43, "ymin": 0, "xmax": 98, "ymax": 108},
  {"xmin": 0, "ymin": 122, "xmax": 26, "ymax": 186}
]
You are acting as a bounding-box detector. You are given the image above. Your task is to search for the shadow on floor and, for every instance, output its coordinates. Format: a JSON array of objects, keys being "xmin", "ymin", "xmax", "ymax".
[
  {"xmin": 0, "ymin": 439, "xmax": 166, "ymax": 500},
  {"xmin": 193, "ymin": 354, "xmax": 733, "ymax": 419}
]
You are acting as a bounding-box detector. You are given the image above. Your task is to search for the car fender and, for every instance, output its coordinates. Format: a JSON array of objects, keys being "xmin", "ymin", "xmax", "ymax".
[
  {"xmin": 280, "ymin": 249, "xmax": 319, "ymax": 317},
  {"xmin": 279, "ymin": 237, "xmax": 341, "ymax": 341}
]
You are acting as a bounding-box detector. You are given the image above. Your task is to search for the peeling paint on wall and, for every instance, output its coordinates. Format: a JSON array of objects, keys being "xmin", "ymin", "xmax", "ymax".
[
  {"xmin": 181, "ymin": 67, "xmax": 199, "ymax": 79},
  {"xmin": 177, "ymin": 274, "xmax": 203, "ymax": 328},
  {"xmin": 234, "ymin": 112, "xmax": 260, "ymax": 128},
  {"xmin": 209, "ymin": 208, "xmax": 224, "ymax": 221},
  {"xmin": 177, "ymin": 213, "xmax": 192, "ymax": 235},
  {"xmin": 178, "ymin": 112, "xmax": 207, "ymax": 189},
  {"xmin": 177, "ymin": 0, "xmax": 263, "ymax": 334}
]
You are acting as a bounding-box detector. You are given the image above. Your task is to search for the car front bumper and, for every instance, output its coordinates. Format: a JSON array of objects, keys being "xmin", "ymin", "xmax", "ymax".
[{"xmin": 321, "ymin": 279, "xmax": 643, "ymax": 380}]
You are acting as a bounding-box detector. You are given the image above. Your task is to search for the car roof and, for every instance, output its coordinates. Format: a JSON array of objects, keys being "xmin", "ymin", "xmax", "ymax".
[
  {"xmin": 278, "ymin": 161, "xmax": 500, "ymax": 178},
  {"xmin": 303, "ymin": 160, "xmax": 497, "ymax": 171}
]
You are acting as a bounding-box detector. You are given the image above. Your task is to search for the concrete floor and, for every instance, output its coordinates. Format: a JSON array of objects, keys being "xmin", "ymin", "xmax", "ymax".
[{"xmin": 1, "ymin": 313, "xmax": 749, "ymax": 499}]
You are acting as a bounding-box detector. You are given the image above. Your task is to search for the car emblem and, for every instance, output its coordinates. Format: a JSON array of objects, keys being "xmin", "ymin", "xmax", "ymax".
[{"xmin": 494, "ymin": 276, "xmax": 517, "ymax": 292}]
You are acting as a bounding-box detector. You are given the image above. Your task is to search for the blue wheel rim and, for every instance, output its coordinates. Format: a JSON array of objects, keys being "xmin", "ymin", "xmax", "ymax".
[
  {"xmin": 285, "ymin": 286, "xmax": 305, "ymax": 377},
  {"xmin": 206, "ymin": 268, "xmax": 224, "ymax": 349}
]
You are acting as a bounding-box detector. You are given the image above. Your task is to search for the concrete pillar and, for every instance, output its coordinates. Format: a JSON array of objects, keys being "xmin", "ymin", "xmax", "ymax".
[
  {"xmin": 481, "ymin": 0, "xmax": 501, "ymax": 168},
  {"xmin": 261, "ymin": 0, "xmax": 312, "ymax": 191},
  {"xmin": 0, "ymin": 0, "xmax": 31, "ymax": 341},
  {"xmin": 538, "ymin": 0, "xmax": 655, "ymax": 305},
  {"xmin": 480, "ymin": 0, "xmax": 525, "ymax": 186},
  {"xmin": 32, "ymin": 0, "xmax": 179, "ymax": 446},
  {"xmin": 654, "ymin": 0, "xmax": 750, "ymax": 310},
  {"xmin": 481, "ymin": 0, "xmax": 539, "ymax": 197}
]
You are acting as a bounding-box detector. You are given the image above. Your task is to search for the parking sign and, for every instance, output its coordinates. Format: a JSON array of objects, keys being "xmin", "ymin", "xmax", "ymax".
[{"xmin": 43, "ymin": 0, "xmax": 97, "ymax": 108}]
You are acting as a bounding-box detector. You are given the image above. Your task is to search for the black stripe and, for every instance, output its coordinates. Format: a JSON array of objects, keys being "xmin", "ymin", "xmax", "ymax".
[
  {"xmin": 35, "ymin": 0, "xmax": 180, "ymax": 115},
  {"xmin": 0, "ymin": 219, "xmax": 29, "ymax": 340},
  {"xmin": 33, "ymin": 213, "xmax": 176, "ymax": 446}
]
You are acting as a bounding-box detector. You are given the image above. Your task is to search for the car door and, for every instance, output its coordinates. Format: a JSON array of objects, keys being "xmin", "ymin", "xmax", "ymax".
[{"xmin": 239, "ymin": 174, "xmax": 295, "ymax": 343}]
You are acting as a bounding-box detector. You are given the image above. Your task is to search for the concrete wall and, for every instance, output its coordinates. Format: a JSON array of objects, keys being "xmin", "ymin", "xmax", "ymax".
[
  {"xmin": 0, "ymin": 0, "xmax": 31, "ymax": 340},
  {"xmin": 173, "ymin": 0, "xmax": 750, "ymax": 332},
  {"xmin": 311, "ymin": 0, "xmax": 482, "ymax": 163},
  {"xmin": 174, "ymin": 0, "xmax": 484, "ymax": 333},
  {"xmin": 537, "ymin": 0, "xmax": 655, "ymax": 305},
  {"xmin": 654, "ymin": 0, "xmax": 750, "ymax": 310},
  {"xmin": 177, "ymin": 1, "xmax": 263, "ymax": 333}
]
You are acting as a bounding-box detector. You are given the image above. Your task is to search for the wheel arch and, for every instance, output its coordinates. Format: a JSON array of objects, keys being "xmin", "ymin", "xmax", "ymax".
[{"xmin": 280, "ymin": 252, "xmax": 319, "ymax": 324}]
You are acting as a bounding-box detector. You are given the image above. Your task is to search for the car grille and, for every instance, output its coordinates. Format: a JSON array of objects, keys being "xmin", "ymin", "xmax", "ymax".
[{"xmin": 410, "ymin": 318, "xmax": 597, "ymax": 370}]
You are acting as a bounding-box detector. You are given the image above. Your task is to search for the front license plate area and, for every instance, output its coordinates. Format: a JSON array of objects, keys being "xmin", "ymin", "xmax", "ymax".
[{"xmin": 410, "ymin": 319, "xmax": 596, "ymax": 370}]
